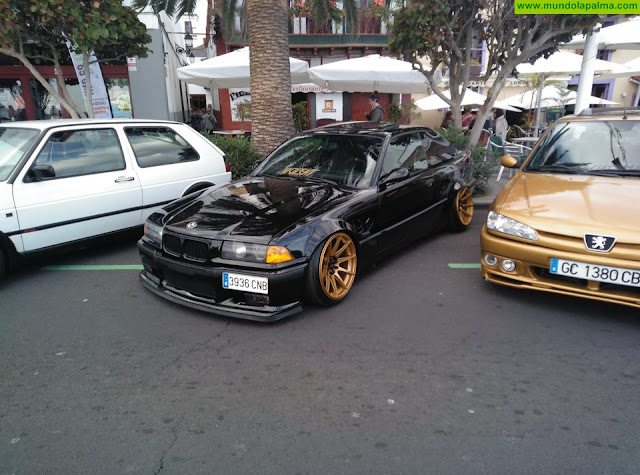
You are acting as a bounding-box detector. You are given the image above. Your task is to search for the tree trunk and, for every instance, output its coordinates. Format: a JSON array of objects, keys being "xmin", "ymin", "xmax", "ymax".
[{"xmin": 247, "ymin": 0, "xmax": 295, "ymax": 157}]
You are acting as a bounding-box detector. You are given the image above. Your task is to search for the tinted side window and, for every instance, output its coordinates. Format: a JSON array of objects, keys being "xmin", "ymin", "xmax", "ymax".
[
  {"xmin": 125, "ymin": 127, "xmax": 199, "ymax": 168},
  {"xmin": 381, "ymin": 133, "xmax": 426, "ymax": 177},
  {"xmin": 33, "ymin": 128, "xmax": 125, "ymax": 179}
]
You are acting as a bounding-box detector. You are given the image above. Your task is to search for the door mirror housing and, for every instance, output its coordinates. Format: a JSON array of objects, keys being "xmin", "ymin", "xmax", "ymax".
[
  {"xmin": 381, "ymin": 167, "xmax": 410, "ymax": 184},
  {"xmin": 26, "ymin": 164, "xmax": 56, "ymax": 182}
]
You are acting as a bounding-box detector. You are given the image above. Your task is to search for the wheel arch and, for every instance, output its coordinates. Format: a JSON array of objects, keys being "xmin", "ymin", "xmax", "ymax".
[
  {"xmin": 302, "ymin": 219, "xmax": 361, "ymax": 258},
  {"xmin": 0, "ymin": 230, "xmax": 18, "ymax": 274}
]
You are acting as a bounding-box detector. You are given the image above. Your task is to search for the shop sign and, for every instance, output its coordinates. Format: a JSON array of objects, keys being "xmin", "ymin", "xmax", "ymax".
[
  {"xmin": 229, "ymin": 89, "xmax": 251, "ymax": 122},
  {"xmin": 316, "ymin": 92, "xmax": 342, "ymax": 121}
]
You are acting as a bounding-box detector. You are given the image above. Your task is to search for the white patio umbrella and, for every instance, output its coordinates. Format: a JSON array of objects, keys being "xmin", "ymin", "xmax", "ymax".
[
  {"xmin": 515, "ymin": 51, "xmax": 624, "ymax": 135},
  {"xmin": 307, "ymin": 55, "xmax": 440, "ymax": 93},
  {"xmin": 516, "ymin": 51, "xmax": 622, "ymax": 76},
  {"xmin": 502, "ymin": 86, "xmax": 619, "ymax": 109},
  {"xmin": 177, "ymin": 47, "xmax": 310, "ymax": 88},
  {"xmin": 416, "ymin": 88, "xmax": 520, "ymax": 111},
  {"xmin": 562, "ymin": 17, "xmax": 640, "ymax": 50},
  {"xmin": 597, "ymin": 57, "xmax": 640, "ymax": 79}
]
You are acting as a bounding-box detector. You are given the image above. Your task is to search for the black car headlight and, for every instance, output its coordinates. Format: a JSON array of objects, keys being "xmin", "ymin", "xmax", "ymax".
[
  {"xmin": 144, "ymin": 217, "xmax": 164, "ymax": 247},
  {"xmin": 221, "ymin": 241, "xmax": 293, "ymax": 264}
]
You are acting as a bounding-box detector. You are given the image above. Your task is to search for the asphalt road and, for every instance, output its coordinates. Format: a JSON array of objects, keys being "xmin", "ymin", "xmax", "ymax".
[{"xmin": 1, "ymin": 213, "xmax": 639, "ymax": 474}]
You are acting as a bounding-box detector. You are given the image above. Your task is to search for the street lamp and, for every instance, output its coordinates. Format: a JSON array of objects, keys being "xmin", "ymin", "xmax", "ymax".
[{"xmin": 175, "ymin": 33, "xmax": 196, "ymax": 66}]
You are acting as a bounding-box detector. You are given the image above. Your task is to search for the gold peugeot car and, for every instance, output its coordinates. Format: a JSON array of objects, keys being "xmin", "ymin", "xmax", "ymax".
[{"xmin": 481, "ymin": 108, "xmax": 640, "ymax": 308}]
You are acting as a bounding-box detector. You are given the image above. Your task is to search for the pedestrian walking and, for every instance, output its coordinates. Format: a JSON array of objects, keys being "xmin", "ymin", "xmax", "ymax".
[
  {"xmin": 365, "ymin": 92, "xmax": 384, "ymax": 122},
  {"xmin": 188, "ymin": 108, "xmax": 203, "ymax": 132},
  {"xmin": 203, "ymin": 108, "xmax": 217, "ymax": 133},
  {"xmin": 494, "ymin": 109, "xmax": 509, "ymax": 142},
  {"xmin": 440, "ymin": 110, "xmax": 454, "ymax": 129}
]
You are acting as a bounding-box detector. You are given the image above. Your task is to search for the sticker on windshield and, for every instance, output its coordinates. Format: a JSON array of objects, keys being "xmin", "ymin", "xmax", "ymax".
[{"xmin": 281, "ymin": 167, "xmax": 319, "ymax": 177}]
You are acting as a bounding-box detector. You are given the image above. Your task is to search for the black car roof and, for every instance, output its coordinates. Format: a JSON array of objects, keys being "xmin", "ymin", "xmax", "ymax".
[{"xmin": 308, "ymin": 121, "xmax": 440, "ymax": 139}]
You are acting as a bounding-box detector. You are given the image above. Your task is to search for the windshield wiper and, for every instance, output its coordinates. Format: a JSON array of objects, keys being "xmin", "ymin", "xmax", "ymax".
[
  {"xmin": 585, "ymin": 169, "xmax": 640, "ymax": 177},
  {"xmin": 527, "ymin": 164, "xmax": 584, "ymax": 174},
  {"xmin": 301, "ymin": 175, "xmax": 341, "ymax": 187}
]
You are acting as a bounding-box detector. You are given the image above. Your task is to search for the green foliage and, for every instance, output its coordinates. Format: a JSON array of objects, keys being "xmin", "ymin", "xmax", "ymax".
[
  {"xmin": 204, "ymin": 135, "xmax": 261, "ymax": 180},
  {"xmin": 387, "ymin": 103, "xmax": 402, "ymax": 123},
  {"xmin": 435, "ymin": 128, "xmax": 497, "ymax": 195},
  {"xmin": 437, "ymin": 126, "xmax": 467, "ymax": 146},
  {"xmin": 471, "ymin": 145, "xmax": 500, "ymax": 196},
  {"xmin": 293, "ymin": 102, "xmax": 310, "ymax": 132},
  {"xmin": 388, "ymin": 100, "xmax": 422, "ymax": 124}
]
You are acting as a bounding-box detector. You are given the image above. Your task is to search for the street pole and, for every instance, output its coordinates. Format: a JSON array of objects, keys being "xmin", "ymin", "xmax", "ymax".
[{"xmin": 574, "ymin": 23, "xmax": 601, "ymax": 115}]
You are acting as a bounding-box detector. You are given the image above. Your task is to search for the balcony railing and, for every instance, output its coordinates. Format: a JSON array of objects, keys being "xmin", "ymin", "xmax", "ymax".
[{"xmin": 289, "ymin": 12, "xmax": 387, "ymax": 36}]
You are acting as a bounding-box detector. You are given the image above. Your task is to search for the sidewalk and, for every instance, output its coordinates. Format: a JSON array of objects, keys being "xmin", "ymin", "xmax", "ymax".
[{"xmin": 474, "ymin": 167, "xmax": 513, "ymax": 209}]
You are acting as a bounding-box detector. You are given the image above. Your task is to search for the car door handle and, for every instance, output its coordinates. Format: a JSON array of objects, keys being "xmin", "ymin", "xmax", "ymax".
[
  {"xmin": 115, "ymin": 176, "xmax": 135, "ymax": 183},
  {"xmin": 425, "ymin": 178, "xmax": 434, "ymax": 187}
]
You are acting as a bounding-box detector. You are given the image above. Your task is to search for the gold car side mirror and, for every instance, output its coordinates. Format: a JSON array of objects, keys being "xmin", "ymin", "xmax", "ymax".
[{"xmin": 501, "ymin": 155, "xmax": 519, "ymax": 168}]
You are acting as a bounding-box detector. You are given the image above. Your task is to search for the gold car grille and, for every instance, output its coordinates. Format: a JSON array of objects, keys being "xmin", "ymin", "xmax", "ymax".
[{"xmin": 537, "ymin": 230, "xmax": 640, "ymax": 261}]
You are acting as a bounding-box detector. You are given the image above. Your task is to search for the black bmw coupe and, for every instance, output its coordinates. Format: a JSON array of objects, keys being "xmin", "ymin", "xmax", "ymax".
[{"xmin": 138, "ymin": 122, "xmax": 475, "ymax": 321}]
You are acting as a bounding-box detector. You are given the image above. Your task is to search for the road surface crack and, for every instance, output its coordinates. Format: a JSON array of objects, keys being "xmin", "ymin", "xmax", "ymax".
[
  {"xmin": 153, "ymin": 415, "xmax": 185, "ymax": 474},
  {"xmin": 163, "ymin": 319, "xmax": 231, "ymax": 370}
]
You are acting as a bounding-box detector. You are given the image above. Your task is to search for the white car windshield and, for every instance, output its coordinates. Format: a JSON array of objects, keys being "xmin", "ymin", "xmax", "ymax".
[
  {"xmin": 252, "ymin": 134, "xmax": 383, "ymax": 189},
  {"xmin": 0, "ymin": 127, "xmax": 40, "ymax": 181},
  {"xmin": 525, "ymin": 120, "xmax": 640, "ymax": 176}
]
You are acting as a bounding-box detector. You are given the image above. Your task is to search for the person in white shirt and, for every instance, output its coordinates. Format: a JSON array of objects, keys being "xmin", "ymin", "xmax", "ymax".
[{"xmin": 494, "ymin": 109, "xmax": 509, "ymax": 142}]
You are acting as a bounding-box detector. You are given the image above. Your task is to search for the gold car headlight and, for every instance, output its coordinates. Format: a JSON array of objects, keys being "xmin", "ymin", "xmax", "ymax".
[{"xmin": 487, "ymin": 211, "xmax": 538, "ymax": 241}]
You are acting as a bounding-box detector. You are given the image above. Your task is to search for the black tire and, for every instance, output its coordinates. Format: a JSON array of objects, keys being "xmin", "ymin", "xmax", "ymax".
[
  {"xmin": 304, "ymin": 232, "xmax": 358, "ymax": 306},
  {"xmin": 0, "ymin": 245, "xmax": 6, "ymax": 279},
  {"xmin": 448, "ymin": 185, "xmax": 474, "ymax": 232}
]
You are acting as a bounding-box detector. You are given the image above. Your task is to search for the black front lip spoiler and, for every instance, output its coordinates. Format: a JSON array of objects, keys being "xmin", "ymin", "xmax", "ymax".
[{"xmin": 139, "ymin": 270, "xmax": 303, "ymax": 322}]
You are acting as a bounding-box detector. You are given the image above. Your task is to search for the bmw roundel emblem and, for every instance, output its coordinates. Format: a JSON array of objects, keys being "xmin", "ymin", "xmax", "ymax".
[{"xmin": 186, "ymin": 221, "xmax": 198, "ymax": 230}]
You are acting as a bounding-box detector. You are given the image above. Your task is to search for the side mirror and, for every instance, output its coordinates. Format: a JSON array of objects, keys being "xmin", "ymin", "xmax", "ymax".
[
  {"xmin": 382, "ymin": 167, "xmax": 410, "ymax": 183},
  {"xmin": 27, "ymin": 164, "xmax": 56, "ymax": 181},
  {"xmin": 378, "ymin": 167, "xmax": 410, "ymax": 191},
  {"xmin": 501, "ymin": 155, "xmax": 519, "ymax": 168}
]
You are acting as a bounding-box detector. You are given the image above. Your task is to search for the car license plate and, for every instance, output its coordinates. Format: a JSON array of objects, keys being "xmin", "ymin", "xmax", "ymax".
[
  {"xmin": 222, "ymin": 272, "xmax": 268, "ymax": 294},
  {"xmin": 550, "ymin": 258, "xmax": 640, "ymax": 288}
]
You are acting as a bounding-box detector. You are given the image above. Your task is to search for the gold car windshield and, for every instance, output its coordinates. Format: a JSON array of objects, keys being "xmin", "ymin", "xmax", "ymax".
[
  {"xmin": 253, "ymin": 134, "xmax": 383, "ymax": 189},
  {"xmin": 525, "ymin": 120, "xmax": 640, "ymax": 176}
]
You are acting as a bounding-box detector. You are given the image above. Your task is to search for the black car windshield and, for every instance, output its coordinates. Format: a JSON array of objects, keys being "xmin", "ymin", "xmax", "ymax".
[
  {"xmin": 252, "ymin": 134, "xmax": 383, "ymax": 189},
  {"xmin": 0, "ymin": 127, "xmax": 40, "ymax": 181},
  {"xmin": 525, "ymin": 120, "xmax": 640, "ymax": 176}
]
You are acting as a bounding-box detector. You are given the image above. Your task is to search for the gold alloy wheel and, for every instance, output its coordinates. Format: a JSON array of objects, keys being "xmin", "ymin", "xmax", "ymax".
[
  {"xmin": 455, "ymin": 186, "xmax": 474, "ymax": 226},
  {"xmin": 318, "ymin": 232, "xmax": 357, "ymax": 300}
]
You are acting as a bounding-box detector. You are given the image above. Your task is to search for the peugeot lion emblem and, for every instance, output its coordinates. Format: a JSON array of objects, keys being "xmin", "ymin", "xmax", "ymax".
[
  {"xmin": 186, "ymin": 221, "xmax": 198, "ymax": 230},
  {"xmin": 584, "ymin": 233, "xmax": 616, "ymax": 253}
]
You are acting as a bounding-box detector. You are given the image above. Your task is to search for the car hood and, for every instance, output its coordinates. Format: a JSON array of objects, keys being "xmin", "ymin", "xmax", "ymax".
[
  {"xmin": 495, "ymin": 173, "xmax": 640, "ymax": 241},
  {"xmin": 163, "ymin": 176, "xmax": 353, "ymax": 242}
]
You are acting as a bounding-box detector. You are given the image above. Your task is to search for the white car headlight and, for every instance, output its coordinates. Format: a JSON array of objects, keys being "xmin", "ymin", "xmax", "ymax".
[{"xmin": 487, "ymin": 211, "xmax": 538, "ymax": 241}]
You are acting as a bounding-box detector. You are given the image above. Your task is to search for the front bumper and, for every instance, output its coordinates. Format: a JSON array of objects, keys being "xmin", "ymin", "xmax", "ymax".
[
  {"xmin": 480, "ymin": 225, "xmax": 640, "ymax": 309},
  {"xmin": 138, "ymin": 239, "xmax": 307, "ymax": 322}
]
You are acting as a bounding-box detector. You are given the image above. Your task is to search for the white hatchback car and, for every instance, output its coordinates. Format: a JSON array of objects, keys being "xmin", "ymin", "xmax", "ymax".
[{"xmin": 0, "ymin": 119, "xmax": 231, "ymax": 275}]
